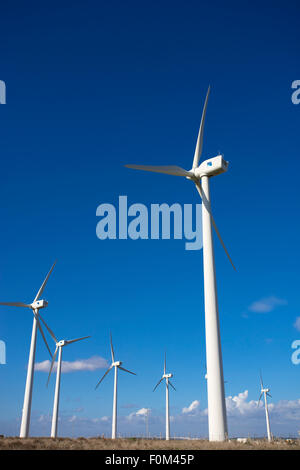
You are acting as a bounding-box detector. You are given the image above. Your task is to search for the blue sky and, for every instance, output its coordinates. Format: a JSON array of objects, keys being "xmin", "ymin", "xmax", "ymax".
[{"xmin": 0, "ymin": 0, "xmax": 300, "ymax": 438}]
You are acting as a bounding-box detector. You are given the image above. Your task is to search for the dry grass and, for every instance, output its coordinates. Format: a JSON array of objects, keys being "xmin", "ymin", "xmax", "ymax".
[{"xmin": 0, "ymin": 437, "xmax": 299, "ymax": 450}]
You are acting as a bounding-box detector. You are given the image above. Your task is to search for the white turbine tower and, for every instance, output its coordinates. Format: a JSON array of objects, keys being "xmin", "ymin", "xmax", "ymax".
[
  {"xmin": 39, "ymin": 315, "xmax": 90, "ymax": 438},
  {"xmin": 0, "ymin": 261, "xmax": 56, "ymax": 438},
  {"xmin": 153, "ymin": 353, "xmax": 176, "ymax": 441},
  {"xmin": 95, "ymin": 333, "xmax": 136, "ymax": 439},
  {"xmin": 258, "ymin": 373, "xmax": 272, "ymax": 442},
  {"xmin": 125, "ymin": 87, "xmax": 235, "ymax": 441}
]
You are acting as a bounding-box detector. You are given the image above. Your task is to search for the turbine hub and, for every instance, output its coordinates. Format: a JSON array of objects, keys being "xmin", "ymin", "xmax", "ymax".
[
  {"xmin": 194, "ymin": 155, "xmax": 229, "ymax": 178},
  {"xmin": 31, "ymin": 299, "xmax": 48, "ymax": 310}
]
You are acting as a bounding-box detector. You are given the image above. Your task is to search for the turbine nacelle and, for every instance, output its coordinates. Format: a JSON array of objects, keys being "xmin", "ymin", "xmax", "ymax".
[
  {"xmin": 31, "ymin": 299, "xmax": 48, "ymax": 310},
  {"xmin": 193, "ymin": 155, "xmax": 229, "ymax": 179},
  {"xmin": 56, "ymin": 340, "xmax": 67, "ymax": 347},
  {"xmin": 262, "ymin": 388, "xmax": 270, "ymax": 393},
  {"xmin": 163, "ymin": 373, "xmax": 173, "ymax": 379},
  {"xmin": 113, "ymin": 361, "xmax": 122, "ymax": 367}
]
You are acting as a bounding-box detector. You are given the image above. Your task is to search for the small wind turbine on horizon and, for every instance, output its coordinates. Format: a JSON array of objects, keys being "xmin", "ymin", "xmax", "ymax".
[
  {"xmin": 258, "ymin": 372, "xmax": 272, "ymax": 442},
  {"xmin": 39, "ymin": 315, "xmax": 90, "ymax": 438},
  {"xmin": 125, "ymin": 86, "xmax": 235, "ymax": 441},
  {"xmin": 153, "ymin": 353, "xmax": 176, "ymax": 441},
  {"xmin": 95, "ymin": 333, "xmax": 136, "ymax": 439},
  {"xmin": 0, "ymin": 261, "xmax": 56, "ymax": 438}
]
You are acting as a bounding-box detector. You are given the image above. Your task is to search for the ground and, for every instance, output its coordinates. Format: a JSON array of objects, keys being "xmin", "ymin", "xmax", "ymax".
[{"xmin": 0, "ymin": 437, "xmax": 299, "ymax": 450}]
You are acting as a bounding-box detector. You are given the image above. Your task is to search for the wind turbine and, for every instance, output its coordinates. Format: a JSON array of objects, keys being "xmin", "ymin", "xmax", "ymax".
[
  {"xmin": 125, "ymin": 86, "xmax": 235, "ymax": 441},
  {"xmin": 153, "ymin": 353, "xmax": 176, "ymax": 441},
  {"xmin": 0, "ymin": 261, "xmax": 56, "ymax": 438},
  {"xmin": 39, "ymin": 315, "xmax": 90, "ymax": 438},
  {"xmin": 258, "ymin": 372, "xmax": 272, "ymax": 442},
  {"xmin": 95, "ymin": 333, "xmax": 136, "ymax": 439}
]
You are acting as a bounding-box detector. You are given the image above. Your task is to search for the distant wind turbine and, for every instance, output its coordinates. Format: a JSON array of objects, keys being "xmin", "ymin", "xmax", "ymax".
[
  {"xmin": 258, "ymin": 372, "xmax": 272, "ymax": 442},
  {"xmin": 0, "ymin": 261, "xmax": 56, "ymax": 438},
  {"xmin": 125, "ymin": 86, "xmax": 235, "ymax": 441},
  {"xmin": 153, "ymin": 353, "xmax": 176, "ymax": 441},
  {"xmin": 95, "ymin": 333, "xmax": 136, "ymax": 439},
  {"xmin": 40, "ymin": 315, "xmax": 90, "ymax": 438}
]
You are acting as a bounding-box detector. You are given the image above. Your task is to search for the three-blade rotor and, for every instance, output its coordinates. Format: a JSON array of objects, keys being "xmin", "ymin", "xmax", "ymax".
[
  {"xmin": 153, "ymin": 353, "xmax": 176, "ymax": 392},
  {"xmin": 95, "ymin": 333, "xmax": 136, "ymax": 390},
  {"xmin": 257, "ymin": 372, "xmax": 272, "ymax": 406},
  {"xmin": 125, "ymin": 87, "xmax": 235, "ymax": 270},
  {"xmin": 0, "ymin": 261, "xmax": 57, "ymax": 357},
  {"xmin": 38, "ymin": 313, "xmax": 90, "ymax": 386}
]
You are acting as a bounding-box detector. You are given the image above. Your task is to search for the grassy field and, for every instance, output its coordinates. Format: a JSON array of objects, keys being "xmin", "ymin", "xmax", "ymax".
[{"xmin": 0, "ymin": 437, "xmax": 299, "ymax": 450}]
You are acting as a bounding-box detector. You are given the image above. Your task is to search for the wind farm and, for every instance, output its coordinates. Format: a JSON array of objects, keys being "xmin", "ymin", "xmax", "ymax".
[
  {"xmin": 1, "ymin": 0, "xmax": 299, "ymax": 454},
  {"xmin": 0, "ymin": 84, "xmax": 298, "ymax": 450}
]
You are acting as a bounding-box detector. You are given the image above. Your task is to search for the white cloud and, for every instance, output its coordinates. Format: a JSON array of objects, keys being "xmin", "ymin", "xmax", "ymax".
[
  {"xmin": 100, "ymin": 416, "xmax": 110, "ymax": 422},
  {"xmin": 35, "ymin": 355, "xmax": 108, "ymax": 373},
  {"xmin": 248, "ymin": 296, "xmax": 287, "ymax": 313},
  {"xmin": 182, "ymin": 400, "xmax": 200, "ymax": 414},
  {"xmin": 127, "ymin": 408, "xmax": 150, "ymax": 420},
  {"xmin": 136, "ymin": 408, "xmax": 150, "ymax": 417},
  {"xmin": 293, "ymin": 317, "xmax": 300, "ymax": 331},
  {"xmin": 226, "ymin": 390, "xmax": 259, "ymax": 416}
]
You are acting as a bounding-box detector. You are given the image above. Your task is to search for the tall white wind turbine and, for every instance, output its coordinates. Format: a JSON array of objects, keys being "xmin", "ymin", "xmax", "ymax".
[
  {"xmin": 258, "ymin": 373, "xmax": 272, "ymax": 442},
  {"xmin": 95, "ymin": 333, "xmax": 136, "ymax": 439},
  {"xmin": 40, "ymin": 315, "xmax": 90, "ymax": 438},
  {"xmin": 0, "ymin": 261, "xmax": 56, "ymax": 438},
  {"xmin": 125, "ymin": 87, "xmax": 235, "ymax": 441},
  {"xmin": 153, "ymin": 353, "xmax": 176, "ymax": 441}
]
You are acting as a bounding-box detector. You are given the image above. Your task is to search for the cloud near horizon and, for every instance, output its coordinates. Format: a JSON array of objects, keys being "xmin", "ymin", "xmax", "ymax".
[
  {"xmin": 182, "ymin": 400, "xmax": 200, "ymax": 414},
  {"xmin": 35, "ymin": 355, "xmax": 109, "ymax": 373},
  {"xmin": 4, "ymin": 391, "xmax": 300, "ymax": 438},
  {"xmin": 127, "ymin": 407, "xmax": 150, "ymax": 420}
]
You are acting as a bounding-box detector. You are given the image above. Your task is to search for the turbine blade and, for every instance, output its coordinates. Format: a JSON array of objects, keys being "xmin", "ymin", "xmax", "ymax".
[
  {"xmin": 47, "ymin": 346, "xmax": 58, "ymax": 387},
  {"xmin": 169, "ymin": 380, "xmax": 176, "ymax": 391},
  {"xmin": 34, "ymin": 313, "xmax": 53, "ymax": 358},
  {"xmin": 257, "ymin": 392, "xmax": 263, "ymax": 407},
  {"xmin": 118, "ymin": 366, "xmax": 136, "ymax": 376},
  {"xmin": 192, "ymin": 86, "xmax": 210, "ymax": 169},
  {"xmin": 125, "ymin": 164, "xmax": 192, "ymax": 177},
  {"xmin": 195, "ymin": 181, "xmax": 236, "ymax": 271},
  {"xmin": 260, "ymin": 371, "xmax": 264, "ymax": 389},
  {"xmin": 153, "ymin": 378, "xmax": 163, "ymax": 392},
  {"xmin": 38, "ymin": 312, "xmax": 58, "ymax": 343},
  {"xmin": 95, "ymin": 366, "xmax": 113, "ymax": 389},
  {"xmin": 65, "ymin": 335, "xmax": 91, "ymax": 345},
  {"xmin": 0, "ymin": 302, "xmax": 31, "ymax": 308},
  {"xmin": 34, "ymin": 260, "xmax": 57, "ymax": 302},
  {"xmin": 267, "ymin": 393, "xmax": 272, "ymax": 398},
  {"xmin": 110, "ymin": 332, "xmax": 115, "ymax": 363}
]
